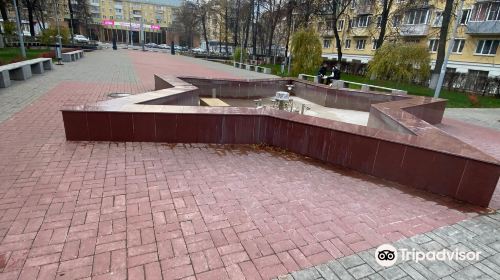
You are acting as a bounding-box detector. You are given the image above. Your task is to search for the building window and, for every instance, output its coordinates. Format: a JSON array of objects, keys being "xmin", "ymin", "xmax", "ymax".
[
  {"xmin": 487, "ymin": 2, "xmax": 500, "ymax": 20},
  {"xmin": 376, "ymin": 16, "xmax": 381, "ymax": 28},
  {"xmin": 470, "ymin": 2, "xmax": 500, "ymax": 21},
  {"xmin": 348, "ymin": 19, "xmax": 353, "ymax": 29},
  {"xmin": 392, "ymin": 15, "xmax": 401, "ymax": 27},
  {"xmin": 405, "ymin": 9, "xmax": 429, "ymax": 25},
  {"xmin": 429, "ymin": 39, "xmax": 439, "ymax": 52},
  {"xmin": 433, "ymin": 11, "xmax": 443, "ymax": 27},
  {"xmin": 337, "ymin": 19, "xmax": 344, "ymax": 31},
  {"xmin": 372, "ymin": 39, "xmax": 378, "ymax": 50},
  {"xmin": 452, "ymin": 39, "xmax": 465, "ymax": 54},
  {"xmin": 356, "ymin": 39, "xmax": 366, "ymax": 50},
  {"xmin": 351, "ymin": 0, "xmax": 356, "ymax": 9},
  {"xmin": 323, "ymin": 39, "xmax": 331, "ymax": 48},
  {"xmin": 354, "ymin": 15, "xmax": 370, "ymax": 27},
  {"xmin": 475, "ymin": 40, "xmax": 499, "ymax": 55},
  {"xmin": 461, "ymin": 9, "xmax": 471, "ymax": 24},
  {"xmin": 345, "ymin": 39, "xmax": 351, "ymax": 49}
]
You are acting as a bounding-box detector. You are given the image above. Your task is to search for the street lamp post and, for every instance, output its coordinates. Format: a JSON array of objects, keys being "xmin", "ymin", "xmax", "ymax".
[
  {"xmin": 53, "ymin": 0, "xmax": 63, "ymax": 65},
  {"xmin": 140, "ymin": 20, "xmax": 145, "ymax": 51},
  {"xmin": 129, "ymin": 2, "xmax": 133, "ymax": 46},
  {"xmin": 12, "ymin": 0, "xmax": 26, "ymax": 58},
  {"xmin": 287, "ymin": 15, "xmax": 296, "ymax": 75}
]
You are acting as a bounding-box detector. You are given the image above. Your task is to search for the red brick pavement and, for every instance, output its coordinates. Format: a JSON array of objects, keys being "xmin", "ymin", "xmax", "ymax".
[
  {"xmin": 127, "ymin": 51, "xmax": 242, "ymax": 90},
  {"xmin": 0, "ymin": 53, "xmax": 489, "ymax": 280}
]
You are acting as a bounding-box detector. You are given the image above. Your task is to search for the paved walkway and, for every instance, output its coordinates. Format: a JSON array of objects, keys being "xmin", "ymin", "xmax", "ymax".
[
  {"xmin": 277, "ymin": 212, "xmax": 500, "ymax": 280},
  {"xmin": 0, "ymin": 49, "xmax": 497, "ymax": 280},
  {"xmin": 444, "ymin": 109, "xmax": 500, "ymax": 131}
]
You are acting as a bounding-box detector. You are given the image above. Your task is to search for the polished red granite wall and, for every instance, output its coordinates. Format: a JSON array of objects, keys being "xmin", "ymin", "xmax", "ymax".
[{"xmin": 61, "ymin": 76, "xmax": 500, "ymax": 207}]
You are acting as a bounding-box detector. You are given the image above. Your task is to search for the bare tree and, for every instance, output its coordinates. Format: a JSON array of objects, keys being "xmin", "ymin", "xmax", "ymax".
[
  {"xmin": 0, "ymin": 0, "xmax": 9, "ymax": 23},
  {"xmin": 429, "ymin": 0, "xmax": 454, "ymax": 89},
  {"xmin": 319, "ymin": 0, "xmax": 352, "ymax": 62},
  {"xmin": 376, "ymin": 0, "xmax": 394, "ymax": 48},
  {"xmin": 22, "ymin": 0, "xmax": 39, "ymax": 37},
  {"xmin": 173, "ymin": 1, "xmax": 200, "ymax": 48}
]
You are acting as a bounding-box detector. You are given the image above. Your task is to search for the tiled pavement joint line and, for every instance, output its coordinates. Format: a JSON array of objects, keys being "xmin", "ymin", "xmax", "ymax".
[{"xmin": 275, "ymin": 211, "xmax": 500, "ymax": 280}]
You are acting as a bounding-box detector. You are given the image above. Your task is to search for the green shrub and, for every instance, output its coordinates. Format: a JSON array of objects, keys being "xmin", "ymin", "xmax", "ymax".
[
  {"xmin": 290, "ymin": 28, "xmax": 323, "ymax": 77},
  {"xmin": 368, "ymin": 42, "xmax": 431, "ymax": 83},
  {"xmin": 3, "ymin": 22, "xmax": 16, "ymax": 37},
  {"xmin": 40, "ymin": 27, "xmax": 70, "ymax": 46},
  {"xmin": 233, "ymin": 47, "xmax": 248, "ymax": 62}
]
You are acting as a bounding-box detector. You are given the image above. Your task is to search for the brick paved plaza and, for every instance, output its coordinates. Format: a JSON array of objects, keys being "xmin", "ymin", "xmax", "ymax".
[{"xmin": 0, "ymin": 49, "xmax": 499, "ymax": 280}]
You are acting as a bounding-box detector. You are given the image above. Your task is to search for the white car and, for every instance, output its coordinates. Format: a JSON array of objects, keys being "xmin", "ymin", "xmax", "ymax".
[{"xmin": 74, "ymin": 35, "xmax": 90, "ymax": 44}]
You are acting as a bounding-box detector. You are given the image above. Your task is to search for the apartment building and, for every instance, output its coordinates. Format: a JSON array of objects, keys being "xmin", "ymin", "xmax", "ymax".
[
  {"xmin": 88, "ymin": 0, "xmax": 177, "ymax": 43},
  {"xmin": 318, "ymin": 0, "xmax": 500, "ymax": 77}
]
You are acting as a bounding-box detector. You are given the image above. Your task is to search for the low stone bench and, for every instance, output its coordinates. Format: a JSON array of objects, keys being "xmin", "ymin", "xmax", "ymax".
[
  {"xmin": 298, "ymin": 74, "xmax": 319, "ymax": 83},
  {"xmin": 233, "ymin": 62, "xmax": 272, "ymax": 74},
  {"xmin": 256, "ymin": 66, "xmax": 272, "ymax": 74},
  {"xmin": 332, "ymin": 80, "xmax": 407, "ymax": 95},
  {"xmin": 0, "ymin": 58, "xmax": 53, "ymax": 88},
  {"xmin": 62, "ymin": 50, "xmax": 84, "ymax": 62}
]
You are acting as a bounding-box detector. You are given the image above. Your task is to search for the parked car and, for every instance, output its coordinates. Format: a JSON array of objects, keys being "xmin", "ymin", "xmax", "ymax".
[
  {"xmin": 74, "ymin": 35, "xmax": 90, "ymax": 44},
  {"xmin": 191, "ymin": 47, "xmax": 206, "ymax": 54},
  {"xmin": 158, "ymin": 44, "xmax": 170, "ymax": 49},
  {"xmin": 145, "ymin": 42, "xmax": 159, "ymax": 48}
]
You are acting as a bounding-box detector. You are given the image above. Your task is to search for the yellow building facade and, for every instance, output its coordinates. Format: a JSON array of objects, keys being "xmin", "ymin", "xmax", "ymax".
[
  {"xmin": 88, "ymin": 0, "xmax": 176, "ymax": 43},
  {"xmin": 318, "ymin": 0, "xmax": 500, "ymax": 77}
]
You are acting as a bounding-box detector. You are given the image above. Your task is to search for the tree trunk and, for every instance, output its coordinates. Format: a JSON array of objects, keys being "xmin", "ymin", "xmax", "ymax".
[
  {"xmin": 0, "ymin": 0, "xmax": 8, "ymax": 23},
  {"xmin": 376, "ymin": 0, "xmax": 393, "ymax": 49},
  {"xmin": 430, "ymin": 0, "xmax": 454, "ymax": 89},
  {"xmin": 244, "ymin": 0, "xmax": 254, "ymax": 53},
  {"xmin": 267, "ymin": 0, "xmax": 282, "ymax": 58},
  {"xmin": 234, "ymin": 0, "xmax": 240, "ymax": 47},
  {"xmin": 252, "ymin": 0, "xmax": 260, "ymax": 56},
  {"xmin": 201, "ymin": 12, "xmax": 209, "ymax": 53},
  {"xmin": 27, "ymin": 3, "xmax": 36, "ymax": 37},
  {"xmin": 68, "ymin": 0, "xmax": 75, "ymax": 43}
]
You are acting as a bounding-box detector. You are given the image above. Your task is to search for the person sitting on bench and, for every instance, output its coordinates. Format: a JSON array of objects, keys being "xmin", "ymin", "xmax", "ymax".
[
  {"xmin": 325, "ymin": 65, "xmax": 341, "ymax": 85},
  {"xmin": 317, "ymin": 63, "xmax": 328, "ymax": 83}
]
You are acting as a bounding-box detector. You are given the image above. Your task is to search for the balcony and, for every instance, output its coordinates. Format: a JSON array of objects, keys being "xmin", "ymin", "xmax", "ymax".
[
  {"xmin": 399, "ymin": 24, "xmax": 429, "ymax": 36},
  {"xmin": 319, "ymin": 29, "xmax": 335, "ymax": 36},
  {"xmin": 467, "ymin": 21, "xmax": 500, "ymax": 35}
]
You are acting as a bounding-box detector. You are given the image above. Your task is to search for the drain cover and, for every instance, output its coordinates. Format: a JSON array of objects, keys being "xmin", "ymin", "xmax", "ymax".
[{"xmin": 108, "ymin": 92, "xmax": 132, "ymax": 98}]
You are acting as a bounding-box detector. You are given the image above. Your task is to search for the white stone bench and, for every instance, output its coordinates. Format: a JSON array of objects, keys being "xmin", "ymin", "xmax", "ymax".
[
  {"xmin": 298, "ymin": 74, "xmax": 319, "ymax": 83},
  {"xmin": 62, "ymin": 50, "xmax": 84, "ymax": 62},
  {"xmin": 331, "ymin": 80, "xmax": 407, "ymax": 95},
  {"xmin": 298, "ymin": 74, "xmax": 407, "ymax": 95},
  {"xmin": 233, "ymin": 62, "xmax": 272, "ymax": 74},
  {"xmin": 256, "ymin": 66, "xmax": 272, "ymax": 74},
  {"xmin": 0, "ymin": 58, "xmax": 53, "ymax": 88}
]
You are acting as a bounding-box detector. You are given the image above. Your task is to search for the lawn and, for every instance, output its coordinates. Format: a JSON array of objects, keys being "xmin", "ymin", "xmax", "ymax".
[
  {"xmin": 340, "ymin": 73, "xmax": 500, "ymax": 108},
  {"xmin": 261, "ymin": 63, "xmax": 500, "ymax": 108},
  {"xmin": 0, "ymin": 47, "xmax": 51, "ymax": 65}
]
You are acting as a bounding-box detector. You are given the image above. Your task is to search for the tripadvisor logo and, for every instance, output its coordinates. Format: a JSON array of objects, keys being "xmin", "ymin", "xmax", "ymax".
[{"xmin": 374, "ymin": 244, "xmax": 481, "ymax": 267}]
